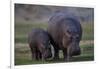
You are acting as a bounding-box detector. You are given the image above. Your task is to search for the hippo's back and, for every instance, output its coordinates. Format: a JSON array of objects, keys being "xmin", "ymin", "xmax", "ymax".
[
  {"xmin": 48, "ymin": 12, "xmax": 82, "ymax": 46},
  {"xmin": 28, "ymin": 28, "xmax": 49, "ymax": 44}
]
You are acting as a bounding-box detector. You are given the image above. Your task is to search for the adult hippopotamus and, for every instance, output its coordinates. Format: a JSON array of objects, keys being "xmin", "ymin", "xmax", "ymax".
[
  {"xmin": 28, "ymin": 28, "xmax": 53, "ymax": 61},
  {"xmin": 48, "ymin": 12, "xmax": 82, "ymax": 61}
]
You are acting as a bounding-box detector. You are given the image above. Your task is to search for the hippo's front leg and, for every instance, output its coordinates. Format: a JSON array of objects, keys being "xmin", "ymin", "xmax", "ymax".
[
  {"xmin": 62, "ymin": 49, "xmax": 67, "ymax": 61},
  {"xmin": 67, "ymin": 46, "xmax": 72, "ymax": 61},
  {"xmin": 29, "ymin": 44, "xmax": 36, "ymax": 60}
]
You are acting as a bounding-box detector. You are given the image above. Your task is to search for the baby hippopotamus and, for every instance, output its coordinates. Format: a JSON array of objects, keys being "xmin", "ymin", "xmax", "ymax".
[{"xmin": 28, "ymin": 28, "xmax": 54, "ymax": 61}]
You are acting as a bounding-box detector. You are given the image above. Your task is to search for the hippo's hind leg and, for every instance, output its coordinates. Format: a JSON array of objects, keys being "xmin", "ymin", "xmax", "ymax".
[
  {"xmin": 36, "ymin": 50, "xmax": 42, "ymax": 60},
  {"xmin": 62, "ymin": 48, "xmax": 67, "ymax": 61},
  {"xmin": 29, "ymin": 43, "xmax": 36, "ymax": 60}
]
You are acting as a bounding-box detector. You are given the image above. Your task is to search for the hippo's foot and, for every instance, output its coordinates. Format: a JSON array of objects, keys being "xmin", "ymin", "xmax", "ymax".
[
  {"xmin": 64, "ymin": 58, "xmax": 70, "ymax": 62},
  {"xmin": 53, "ymin": 57, "xmax": 59, "ymax": 61},
  {"xmin": 64, "ymin": 56, "xmax": 72, "ymax": 62}
]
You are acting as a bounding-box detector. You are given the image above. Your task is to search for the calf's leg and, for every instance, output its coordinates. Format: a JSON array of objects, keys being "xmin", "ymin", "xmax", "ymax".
[{"xmin": 29, "ymin": 44, "xmax": 36, "ymax": 60}]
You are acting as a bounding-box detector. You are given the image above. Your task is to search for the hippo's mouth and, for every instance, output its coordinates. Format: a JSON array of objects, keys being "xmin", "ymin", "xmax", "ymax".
[{"xmin": 71, "ymin": 49, "xmax": 81, "ymax": 56}]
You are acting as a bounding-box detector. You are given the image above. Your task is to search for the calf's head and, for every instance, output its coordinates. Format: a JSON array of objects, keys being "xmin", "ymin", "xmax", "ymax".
[{"xmin": 39, "ymin": 40, "xmax": 53, "ymax": 60}]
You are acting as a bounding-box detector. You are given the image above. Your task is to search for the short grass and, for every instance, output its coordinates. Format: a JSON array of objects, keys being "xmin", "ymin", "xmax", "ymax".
[
  {"xmin": 15, "ymin": 21, "xmax": 94, "ymax": 65},
  {"xmin": 81, "ymin": 23, "xmax": 94, "ymax": 40},
  {"xmin": 15, "ymin": 43, "xmax": 94, "ymax": 65}
]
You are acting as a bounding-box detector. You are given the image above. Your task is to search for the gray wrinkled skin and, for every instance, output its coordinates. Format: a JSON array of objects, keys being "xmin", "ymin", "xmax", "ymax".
[
  {"xmin": 48, "ymin": 12, "xmax": 82, "ymax": 61},
  {"xmin": 28, "ymin": 28, "xmax": 52, "ymax": 61}
]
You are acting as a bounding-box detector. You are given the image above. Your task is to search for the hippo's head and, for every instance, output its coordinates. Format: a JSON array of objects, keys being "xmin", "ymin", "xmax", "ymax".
[
  {"xmin": 69, "ymin": 34, "xmax": 81, "ymax": 56},
  {"xmin": 63, "ymin": 30, "xmax": 81, "ymax": 56},
  {"xmin": 39, "ymin": 40, "xmax": 53, "ymax": 60}
]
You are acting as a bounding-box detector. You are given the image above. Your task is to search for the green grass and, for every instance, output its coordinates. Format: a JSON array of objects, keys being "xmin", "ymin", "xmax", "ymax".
[
  {"xmin": 15, "ymin": 22, "xmax": 48, "ymax": 43},
  {"xmin": 15, "ymin": 44, "xmax": 94, "ymax": 65},
  {"xmin": 15, "ymin": 22, "xmax": 94, "ymax": 43},
  {"xmin": 81, "ymin": 23, "xmax": 94, "ymax": 40},
  {"xmin": 15, "ymin": 22, "xmax": 94, "ymax": 65}
]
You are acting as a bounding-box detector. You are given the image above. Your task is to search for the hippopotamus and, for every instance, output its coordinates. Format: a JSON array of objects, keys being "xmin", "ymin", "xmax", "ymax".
[
  {"xmin": 48, "ymin": 12, "xmax": 82, "ymax": 61},
  {"xmin": 28, "ymin": 28, "xmax": 54, "ymax": 61}
]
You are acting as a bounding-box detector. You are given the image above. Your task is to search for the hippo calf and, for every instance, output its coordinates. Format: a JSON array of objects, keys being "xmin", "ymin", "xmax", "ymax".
[
  {"xmin": 28, "ymin": 28, "xmax": 53, "ymax": 61},
  {"xmin": 48, "ymin": 12, "xmax": 82, "ymax": 61}
]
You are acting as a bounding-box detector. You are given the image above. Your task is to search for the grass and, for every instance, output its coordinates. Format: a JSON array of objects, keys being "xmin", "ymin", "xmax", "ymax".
[
  {"xmin": 15, "ymin": 21, "xmax": 94, "ymax": 65},
  {"xmin": 15, "ymin": 43, "xmax": 94, "ymax": 65},
  {"xmin": 15, "ymin": 22, "xmax": 94, "ymax": 43},
  {"xmin": 81, "ymin": 23, "xmax": 94, "ymax": 40},
  {"xmin": 15, "ymin": 22, "xmax": 48, "ymax": 43}
]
